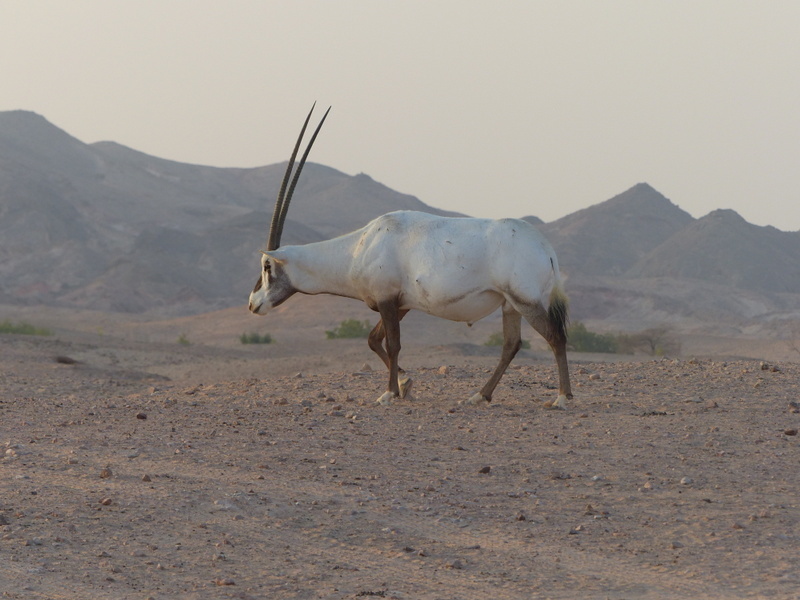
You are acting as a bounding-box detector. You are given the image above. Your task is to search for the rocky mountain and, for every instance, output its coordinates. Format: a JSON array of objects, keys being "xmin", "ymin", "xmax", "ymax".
[
  {"xmin": 0, "ymin": 111, "xmax": 460, "ymax": 313},
  {"xmin": 628, "ymin": 208, "xmax": 800, "ymax": 293},
  {"xmin": 539, "ymin": 183, "xmax": 695, "ymax": 277},
  {"xmin": 1, "ymin": 110, "xmax": 799, "ymax": 334}
]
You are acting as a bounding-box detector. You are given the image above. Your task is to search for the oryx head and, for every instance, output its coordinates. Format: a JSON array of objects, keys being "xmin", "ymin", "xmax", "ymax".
[{"xmin": 248, "ymin": 104, "xmax": 330, "ymax": 315}]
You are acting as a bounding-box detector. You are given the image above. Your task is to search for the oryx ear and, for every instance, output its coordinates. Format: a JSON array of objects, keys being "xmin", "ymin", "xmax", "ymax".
[{"xmin": 260, "ymin": 250, "xmax": 287, "ymax": 265}]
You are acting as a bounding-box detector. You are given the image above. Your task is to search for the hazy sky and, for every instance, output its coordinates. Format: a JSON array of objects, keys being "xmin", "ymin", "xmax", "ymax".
[{"xmin": 3, "ymin": 1, "xmax": 799, "ymax": 230}]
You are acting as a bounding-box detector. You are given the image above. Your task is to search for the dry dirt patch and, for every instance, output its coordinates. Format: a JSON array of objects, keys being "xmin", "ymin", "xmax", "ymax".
[{"xmin": 1, "ymin": 333, "xmax": 799, "ymax": 599}]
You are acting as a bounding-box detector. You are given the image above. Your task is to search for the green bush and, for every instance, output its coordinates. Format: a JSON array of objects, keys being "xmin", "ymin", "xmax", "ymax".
[
  {"xmin": 0, "ymin": 320, "xmax": 53, "ymax": 336},
  {"xmin": 485, "ymin": 332, "xmax": 531, "ymax": 349},
  {"xmin": 177, "ymin": 333, "xmax": 191, "ymax": 346},
  {"xmin": 567, "ymin": 322, "xmax": 618, "ymax": 353},
  {"xmin": 326, "ymin": 319, "xmax": 372, "ymax": 339},
  {"xmin": 240, "ymin": 332, "xmax": 273, "ymax": 344}
]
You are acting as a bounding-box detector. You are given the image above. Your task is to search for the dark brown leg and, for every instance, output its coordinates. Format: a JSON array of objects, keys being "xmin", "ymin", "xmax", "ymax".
[
  {"xmin": 464, "ymin": 306, "xmax": 522, "ymax": 404},
  {"xmin": 524, "ymin": 304, "xmax": 572, "ymax": 409},
  {"xmin": 367, "ymin": 310, "xmax": 409, "ymax": 371},
  {"xmin": 375, "ymin": 299, "xmax": 404, "ymax": 405}
]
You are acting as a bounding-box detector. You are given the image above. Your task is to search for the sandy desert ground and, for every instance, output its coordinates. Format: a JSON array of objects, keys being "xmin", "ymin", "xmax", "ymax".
[{"xmin": 1, "ymin": 300, "xmax": 799, "ymax": 599}]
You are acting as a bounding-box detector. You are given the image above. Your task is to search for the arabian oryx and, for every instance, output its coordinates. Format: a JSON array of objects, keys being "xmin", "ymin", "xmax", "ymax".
[{"xmin": 248, "ymin": 105, "xmax": 573, "ymax": 409}]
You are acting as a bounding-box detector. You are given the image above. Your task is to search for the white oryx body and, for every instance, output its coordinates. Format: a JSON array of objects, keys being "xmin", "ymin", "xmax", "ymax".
[
  {"xmin": 248, "ymin": 105, "xmax": 573, "ymax": 408},
  {"xmin": 253, "ymin": 211, "xmax": 560, "ymax": 325}
]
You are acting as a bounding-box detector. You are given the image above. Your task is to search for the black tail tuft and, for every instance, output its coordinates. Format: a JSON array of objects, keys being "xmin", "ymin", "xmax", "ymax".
[{"xmin": 548, "ymin": 285, "xmax": 569, "ymax": 342}]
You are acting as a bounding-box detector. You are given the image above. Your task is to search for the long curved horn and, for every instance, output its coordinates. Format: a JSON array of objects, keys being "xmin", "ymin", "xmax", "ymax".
[
  {"xmin": 266, "ymin": 104, "xmax": 331, "ymax": 250},
  {"xmin": 267, "ymin": 104, "xmax": 315, "ymax": 251},
  {"xmin": 274, "ymin": 105, "xmax": 331, "ymax": 248}
]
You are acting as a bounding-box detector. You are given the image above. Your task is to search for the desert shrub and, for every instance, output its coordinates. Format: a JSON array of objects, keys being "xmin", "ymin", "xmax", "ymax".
[
  {"xmin": 567, "ymin": 322, "xmax": 618, "ymax": 353},
  {"xmin": 617, "ymin": 327, "xmax": 680, "ymax": 356},
  {"xmin": 0, "ymin": 320, "xmax": 53, "ymax": 336},
  {"xmin": 326, "ymin": 319, "xmax": 372, "ymax": 339},
  {"xmin": 240, "ymin": 332, "xmax": 273, "ymax": 344},
  {"xmin": 484, "ymin": 332, "xmax": 531, "ymax": 349},
  {"xmin": 177, "ymin": 333, "xmax": 191, "ymax": 346}
]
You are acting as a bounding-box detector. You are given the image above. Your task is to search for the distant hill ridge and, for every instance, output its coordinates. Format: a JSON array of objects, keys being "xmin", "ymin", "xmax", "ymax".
[{"xmin": 1, "ymin": 110, "xmax": 798, "ymax": 331}]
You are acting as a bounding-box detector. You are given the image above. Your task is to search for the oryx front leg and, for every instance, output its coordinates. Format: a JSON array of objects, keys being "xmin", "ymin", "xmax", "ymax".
[
  {"xmin": 368, "ymin": 311, "xmax": 412, "ymax": 400},
  {"xmin": 374, "ymin": 299, "xmax": 406, "ymax": 405},
  {"xmin": 462, "ymin": 306, "xmax": 522, "ymax": 405}
]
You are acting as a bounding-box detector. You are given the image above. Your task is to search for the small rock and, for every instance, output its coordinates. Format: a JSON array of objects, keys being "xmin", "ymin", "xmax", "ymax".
[
  {"xmin": 55, "ymin": 355, "xmax": 78, "ymax": 365},
  {"xmin": 445, "ymin": 559, "xmax": 464, "ymax": 569},
  {"xmin": 438, "ymin": 366, "xmax": 450, "ymax": 375},
  {"xmin": 99, "ymin": 498, "xmax": 113, "ymax": 506},
  {"xmin": 671, "ymin": 541, "xmax": 684, "ymax": 549},
  {"xmin": 360, "ymin": 363, "xmax": 373, "ymax": 372},
  {"xmin": 588, "ymin": 373, "xmax": 601, "ymax": 381},
  {"xmin": 214, "ymin": 578, "xmax": 236, "ymax": 586},
  {"xmin": 680, "ymin": 477, "xmax": 694, "ymax": 485},
  {"xmin": 478, "ymin": 466, "xmax": 491, "ymax": 474},
  {"xmin": 141, "ymin": 474, "xmax": 152, "ymax": 482},
  {"xmin": 569, "ymin": 525, "xmax": 584, "ymax": 534},
  {"xmin": 99, "ymin": 467, "xmax": 113, "ymax": 479},
  {"xmin": 135, "ymin": 412, "xmax": 147, "ymax": 420},
  {"xmin": 784, "ymin": 429, "xmax": 797, "ymax": 436}
]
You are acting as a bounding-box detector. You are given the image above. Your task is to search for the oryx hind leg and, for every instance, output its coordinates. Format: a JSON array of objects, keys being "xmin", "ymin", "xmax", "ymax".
[
  {"xmin": 519, "ymin": 298, "xmax": 572, "ymax": 410},
  {"xmin": 462, "ymin": 304, "xmax": 522, "ymax": 405}
]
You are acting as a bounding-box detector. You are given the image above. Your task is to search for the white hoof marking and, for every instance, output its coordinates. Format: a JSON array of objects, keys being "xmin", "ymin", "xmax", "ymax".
[
  {"xmin": 459, "ymin": 392, "xmax": 489, "ymax": 406},
  {"xmin": 376, "ymin": 391, "xmax": 396, "ymax": 406},
  {"xmin": 544, "ymin": 395, "xmax": 568, "ymax": 410}
]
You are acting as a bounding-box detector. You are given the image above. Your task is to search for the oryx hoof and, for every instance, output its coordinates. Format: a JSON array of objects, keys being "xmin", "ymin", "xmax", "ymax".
[
  {"xmin": 376, "ymin": 391, "xmax": 397, "ymax": 406},
  {"xmin": 399, "ymin": 376, "xmax": 413, "ymax": 399},
  {"xmin": 459, "ymin": 392, "xmax": 489, "ymax": 406},
  {"xmin": 543, "ymin": 395, "xmax": 568, "ymax": 410}
]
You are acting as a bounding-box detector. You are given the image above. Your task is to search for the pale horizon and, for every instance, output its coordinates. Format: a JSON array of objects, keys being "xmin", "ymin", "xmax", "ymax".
[{"xmin": 2, "ymin": 1, "xmax": 798, "ymax": 230}]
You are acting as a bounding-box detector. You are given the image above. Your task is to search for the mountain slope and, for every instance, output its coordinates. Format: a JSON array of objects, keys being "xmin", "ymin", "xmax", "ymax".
[
  {"xmin": 541, "ymin": 183, "xmax": 695, "ymax": 277},
  {"xmin": 628, "ymin": 209, "xmax": 800, "ymax": 293},
  {"xmin": 0, "ymin": 111, "xmax": 459, "ymax": 312}
]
